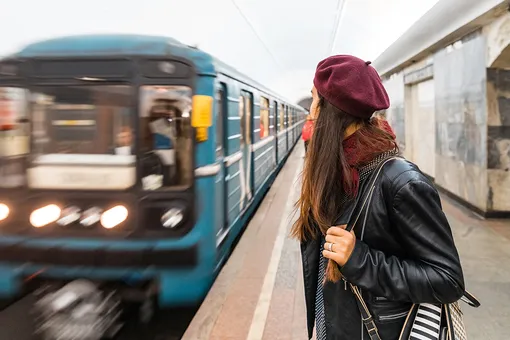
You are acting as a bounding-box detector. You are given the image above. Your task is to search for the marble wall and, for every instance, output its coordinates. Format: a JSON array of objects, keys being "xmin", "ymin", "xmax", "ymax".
[
  {"xmin": 433, "ymin": 32, "xmax": 488, "ymax": 211},
  {"xmin": 408, "ymin": 79, "xmax": 436, "ymax": 178},
  {"xmin": 382, "ymin": 73, "xmax": 406, "ymax": 151},
  {"xmin": 381, "ymin": 26, "xmax": 510, "ymax": 215},
  {"xmin": 486, "ymin": 68, "xmax": 510, "ymax": 212}
]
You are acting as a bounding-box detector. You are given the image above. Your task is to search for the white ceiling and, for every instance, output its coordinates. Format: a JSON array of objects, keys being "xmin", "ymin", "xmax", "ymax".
[{"xmin": 0, "ymin": 0, "xmax": 440, "ymax": 102}]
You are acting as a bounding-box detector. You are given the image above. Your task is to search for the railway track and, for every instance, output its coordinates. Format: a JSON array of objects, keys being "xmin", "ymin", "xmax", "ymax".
[{"xmin": 0, "ymin": 294, "xmax": 197, "ymax": 340}]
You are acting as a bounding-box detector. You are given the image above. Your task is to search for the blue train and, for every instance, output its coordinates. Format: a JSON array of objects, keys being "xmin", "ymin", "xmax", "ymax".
[{"xmin": 0, "ymin": 34, "xmax": 306, "ymax": 315}]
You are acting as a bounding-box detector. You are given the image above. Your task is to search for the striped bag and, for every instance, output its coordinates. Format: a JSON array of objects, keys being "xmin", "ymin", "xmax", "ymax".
[
  {"xmin": 397, "ymin": 293, "xmax": 480, "ymax": 340},
  {"xmin": 345, "ymin": 156, "xmax": 481, "ymax": 340}
]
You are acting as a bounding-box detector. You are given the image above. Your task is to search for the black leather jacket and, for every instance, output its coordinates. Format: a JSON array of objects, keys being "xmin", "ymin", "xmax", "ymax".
[{"xmin": 300, "ymin": 158, "xmax": 465, "ymax": 340}]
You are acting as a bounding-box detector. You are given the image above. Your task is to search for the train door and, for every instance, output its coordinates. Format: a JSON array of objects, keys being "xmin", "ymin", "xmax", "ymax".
[
  {"xmin": 239, "ymin": 90, "xmax": 253, "ymax": 211},
  {"xmin": 215, "ymin": 84, "xmax": 227, "ymax": 239}
]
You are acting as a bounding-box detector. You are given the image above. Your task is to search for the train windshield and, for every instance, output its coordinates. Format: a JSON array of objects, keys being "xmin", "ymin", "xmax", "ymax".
[
  {"xmin": 28, "ymin": 85, "xmax": 136, "ymax": 190},
  {"xmin": 139, "ymin": 85, "xmax": 193, "ymax": 190},
  {"xmin": 0, "ymin": 87, "xmax": 29, "ymax": 188}
]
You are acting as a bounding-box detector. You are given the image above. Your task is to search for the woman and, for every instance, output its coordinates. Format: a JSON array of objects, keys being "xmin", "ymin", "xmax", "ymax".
[{"xmin": 291, "ymin": 55, "xmax": 464, "ymax": 340}]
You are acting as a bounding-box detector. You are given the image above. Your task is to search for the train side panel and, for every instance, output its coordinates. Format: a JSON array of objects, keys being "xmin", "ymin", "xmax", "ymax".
[{"xmin": 211, "ymin": 72, "xmax": 304, "ymax": 273}]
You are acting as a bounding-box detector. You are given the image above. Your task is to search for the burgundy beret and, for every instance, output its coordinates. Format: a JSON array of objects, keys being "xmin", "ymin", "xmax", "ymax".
[{"xmin": 313, "ymin": 55, "xmax": 390, "ymax": 119}]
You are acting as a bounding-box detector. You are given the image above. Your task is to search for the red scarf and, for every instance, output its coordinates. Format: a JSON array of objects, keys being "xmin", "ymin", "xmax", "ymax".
[{"xmin": 342, "ymin": 119, "xmax": 397, "ymax": 196}]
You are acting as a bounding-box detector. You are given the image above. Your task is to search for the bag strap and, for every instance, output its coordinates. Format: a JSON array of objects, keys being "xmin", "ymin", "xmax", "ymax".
[
  {"xmin": 342, "ymin": 156, "xmax": 401, "ymax": 340},
  {"xmin": 344, "ymin": 156, "xmax": 401, "ymax": 232},
  {"xmin": 461, "ymin": 290, "xmax": 481, "ymax": 308},
  {"xmin": 350, "ymin": 284, "xmax": 382, "ymax": 340}
]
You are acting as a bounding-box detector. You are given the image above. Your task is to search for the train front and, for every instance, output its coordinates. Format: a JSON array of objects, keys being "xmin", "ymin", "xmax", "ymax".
[{"xmin": 0, "ymin": 52, "xmax": 217, "ymax": 334}]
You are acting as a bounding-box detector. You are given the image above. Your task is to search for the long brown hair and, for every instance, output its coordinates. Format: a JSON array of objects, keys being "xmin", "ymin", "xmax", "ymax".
[{"xmin": 290, "ymin": 95, "xmax": 397, "ymax": 282}]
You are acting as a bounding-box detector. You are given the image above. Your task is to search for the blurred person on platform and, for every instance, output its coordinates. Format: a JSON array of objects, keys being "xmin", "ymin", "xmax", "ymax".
[
  {"xmin": 301, "ymin": 114, "xmax": 314, "ymax": 153},
  {"xmin": 291, "ymin": 55, "xmax": 465, "ymax": 340}
]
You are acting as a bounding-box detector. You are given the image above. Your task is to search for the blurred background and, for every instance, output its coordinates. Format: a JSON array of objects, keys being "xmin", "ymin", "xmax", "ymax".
[{"xmin": 1, "ymin": 1, "xmax": 509, "ymax": 339}]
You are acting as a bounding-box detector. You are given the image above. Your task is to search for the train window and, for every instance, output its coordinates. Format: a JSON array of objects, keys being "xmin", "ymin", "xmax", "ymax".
[
  {"xmin": 28, "ymin": 85, "xmax": 135, "ymax": 190},
  {"xmin": 0, "ymin": 87, "xmax": 29, "ymax": 188},
  {"xmin": 239, "ymin": 95, "xmax": 244, "ymax": 147},
  {"xmin": 259, "ymin": 96, "xmax": 269, "ymax": 139},
  {"xmin": 271, "ymin": 100, "xmax": 277, "ymax": 136},
  {"xmin": 279, "ymin": 103, "xmax": 285, "ymax": 131},
  {"xmin": 285, "ymin": 106, "xmax": 289, "ymax": 128},
  {"xmin": 138, "ymin": 85, "xmax": 193, "ymax": 190},
  {"xmin": 245, "ymin": 93, "xmax": 252, "ymax": 145},
  {"xmin": 289, "ymin": 108, "xmax": 293, "ymax": 127},
  {"xmin": 215, "ymin": 85, "xmax": 226, "ymax": 158},
  {"xmin": 239, "ymin": 91, "xmax": 252, "ymax": 146}
]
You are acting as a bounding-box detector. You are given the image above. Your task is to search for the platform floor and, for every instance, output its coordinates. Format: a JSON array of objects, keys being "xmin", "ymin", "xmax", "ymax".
[{"xmin": 183, "ymin": 142, "xmax": 510, "ymax": 340}]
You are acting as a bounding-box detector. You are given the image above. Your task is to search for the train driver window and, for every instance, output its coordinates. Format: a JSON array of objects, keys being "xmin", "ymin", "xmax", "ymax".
[
  {"xmin": 139, "ymin": 86, "xmax": 193, "ymax": 191},
  {"xmin": 27, "ymin": 85, "xmax": 136, "ymax": 191},
  {"xmin": 0, "ymin": 87, "xmax": 28, "ymax": 188},
  {"xmin": 259, "ymin": 96, "xmax": 269, "ymax": 139}
]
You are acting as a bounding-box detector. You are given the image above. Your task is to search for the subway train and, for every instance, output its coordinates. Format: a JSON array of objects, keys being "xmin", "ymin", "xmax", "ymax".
[{"xmin": 0, "ymin": 33, "xmax": 306, "ymax": 331}]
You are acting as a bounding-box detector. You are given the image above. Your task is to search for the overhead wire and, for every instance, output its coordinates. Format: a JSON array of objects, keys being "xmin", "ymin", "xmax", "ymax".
[
  {"xmin": 230, "ymin": 0, "xmax": 283, "ymax": 70},
  {"xmin": 328, "ymin": 0, "xmax": 347, "ymax": 54}
]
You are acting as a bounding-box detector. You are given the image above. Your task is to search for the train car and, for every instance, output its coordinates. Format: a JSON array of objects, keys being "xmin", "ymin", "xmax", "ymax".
[{"xmin": 0, "ymin": 34, "xmax": 305, "ymax": 335}]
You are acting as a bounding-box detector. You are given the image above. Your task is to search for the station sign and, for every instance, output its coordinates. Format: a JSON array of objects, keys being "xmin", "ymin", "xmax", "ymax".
[{"xmin": 404, "ymin": 64, "xmax": 434, "ymax": 85}]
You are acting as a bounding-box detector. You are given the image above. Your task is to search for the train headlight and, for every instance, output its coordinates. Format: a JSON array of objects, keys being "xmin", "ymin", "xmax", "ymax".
[
  {"xmin": 57, "ymin": 206, "xmax": 81, "ymax": 226},
  {"xmin": 0, "ymin": 203, "xmax": 9, "ymax": 221},
  {"xmin": 30, "ymin": 204, "xmax": 61, "ymax": 228},
  {"xmin": 100, "ymin": 205, "xmax": 128, "ymax": 229},
  {"xmin": 80, "ymin": 207, "xmax": 102, "ymax": 227},
  {"xmin": 161, "ymin": 208, "xmax": 184, "ymax": 229}
]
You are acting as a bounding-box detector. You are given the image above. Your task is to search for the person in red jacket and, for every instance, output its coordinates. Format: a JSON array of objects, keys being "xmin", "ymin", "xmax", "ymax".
[{"xmin": 302, "ymin": 114, "xmax": 314, "ymax": 152}]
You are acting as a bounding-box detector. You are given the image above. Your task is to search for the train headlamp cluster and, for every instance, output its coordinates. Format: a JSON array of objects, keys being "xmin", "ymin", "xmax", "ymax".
[
  {"xmin": 29, "ymin": 204, "xmax": 128, "ymax": 229},
  {"xmin": 2, "ymin": 201, "xmax": 186, "ymax": 231}
]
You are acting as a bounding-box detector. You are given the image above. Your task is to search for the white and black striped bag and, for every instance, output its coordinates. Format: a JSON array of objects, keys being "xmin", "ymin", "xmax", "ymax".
[
  {"xmin": 408, "ymin": 303, "xmax": 444, "ymax": 340},
  {"xmin": 398, "ymin": 294, "xmax": 479, "ymax": 340},
  {"xmin": 345, "ymin": 157, "xmax": 481, "ymax": 340}
]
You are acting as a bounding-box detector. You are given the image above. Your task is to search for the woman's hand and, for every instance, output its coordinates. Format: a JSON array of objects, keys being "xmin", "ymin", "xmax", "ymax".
[{"xmin": 323, "ymin": 226, "xmax": 356, "ymax": 267}]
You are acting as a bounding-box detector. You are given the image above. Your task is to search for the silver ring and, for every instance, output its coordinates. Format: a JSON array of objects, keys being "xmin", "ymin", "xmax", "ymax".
[{"xmin": 328, "ymin": 242, "xmax": 334, "ymax": 252}]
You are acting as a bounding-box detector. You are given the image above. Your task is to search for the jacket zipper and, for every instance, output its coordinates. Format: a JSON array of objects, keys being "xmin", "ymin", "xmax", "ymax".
[
  {"xmin": 378, "ymin": 311, "xmax": 409, "ymax": 321},
  {"xmin": 341, "ymin": 277, "xmax": 347, "ymax": 290}
]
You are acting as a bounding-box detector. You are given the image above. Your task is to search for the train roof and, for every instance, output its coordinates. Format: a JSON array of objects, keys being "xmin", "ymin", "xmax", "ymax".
[
  {"xmin": 7, "ymin": 34, "xmax": 302, "ymax": 109},
  {"xmin": 373, "ymin": 0, "xmax": 507, "ymax": 77}
]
